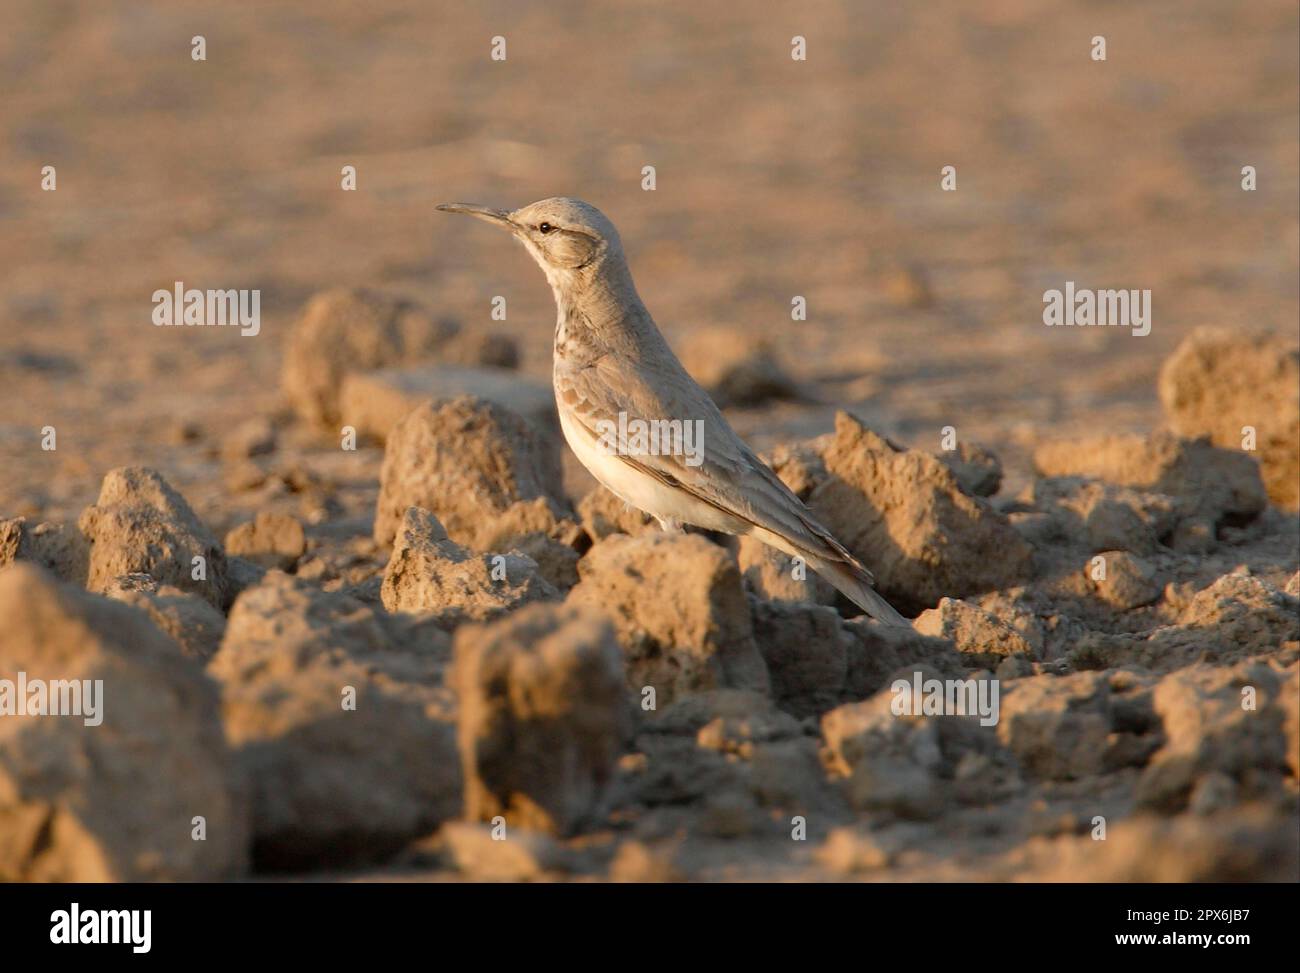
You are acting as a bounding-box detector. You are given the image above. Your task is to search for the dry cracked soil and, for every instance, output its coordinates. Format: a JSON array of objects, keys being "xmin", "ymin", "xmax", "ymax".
[{"xmin": 0, "ymin": 0, "xmax": 1297, "ymax": 882}]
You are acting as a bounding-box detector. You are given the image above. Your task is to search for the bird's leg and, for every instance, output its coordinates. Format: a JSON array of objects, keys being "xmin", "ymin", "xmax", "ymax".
[{"xmin": 655, "ymin": 516, "xmax": 685, "ymax": 534}]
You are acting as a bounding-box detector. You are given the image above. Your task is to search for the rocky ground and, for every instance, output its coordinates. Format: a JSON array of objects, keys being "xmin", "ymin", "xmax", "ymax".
[
  {"xmin": 0, "ymin": 1, "xmax": 1297, "ymax": 882},
  {"xmin": 2, "ymin": 300, "xmax": 1296, "ymax": 882}
]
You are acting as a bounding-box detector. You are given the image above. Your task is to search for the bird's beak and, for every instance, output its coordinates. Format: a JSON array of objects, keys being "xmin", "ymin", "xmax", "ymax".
[{"xmin": 436, "ymin": 202, "xmax": 516, "ymax": 231}]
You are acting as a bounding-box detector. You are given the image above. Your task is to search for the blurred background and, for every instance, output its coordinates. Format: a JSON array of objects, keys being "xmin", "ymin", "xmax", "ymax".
[{"xmin": 1, "ymin": 0, "xmax": 1296, "ymax": 526}]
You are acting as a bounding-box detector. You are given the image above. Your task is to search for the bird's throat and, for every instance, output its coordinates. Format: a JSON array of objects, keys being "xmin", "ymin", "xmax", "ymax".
[{"xmin": 550, "ymin": 258, "xmax": 649, "ymax": 363}]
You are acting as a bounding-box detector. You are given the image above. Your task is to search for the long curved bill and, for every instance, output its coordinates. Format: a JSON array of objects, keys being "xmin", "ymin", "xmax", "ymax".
[{"xmin": 435, "ymin": 202, "xmax": 516, "ymax": 231}]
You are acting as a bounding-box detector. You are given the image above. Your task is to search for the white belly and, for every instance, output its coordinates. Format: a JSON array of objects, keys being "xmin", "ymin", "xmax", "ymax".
[{"xmin": 557, "ymin": 404, "xmax": 745, "ymax": 533}]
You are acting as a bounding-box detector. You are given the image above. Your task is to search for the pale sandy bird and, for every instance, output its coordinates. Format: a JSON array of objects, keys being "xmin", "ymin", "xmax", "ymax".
[{"xmin": 437, "ymin": 197, "xmax": 907, "ymax": 626}]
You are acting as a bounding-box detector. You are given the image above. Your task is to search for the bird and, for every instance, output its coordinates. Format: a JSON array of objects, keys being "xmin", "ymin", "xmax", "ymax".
[{"xmin": 436, "ymin": 197, "xmax": 908, "ymax": 626}]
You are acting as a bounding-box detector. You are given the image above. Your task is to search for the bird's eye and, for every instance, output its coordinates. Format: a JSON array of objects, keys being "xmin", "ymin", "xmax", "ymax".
[{"xmin": 538, "ymin": 222, "xmax": 554, "ymax": 234}]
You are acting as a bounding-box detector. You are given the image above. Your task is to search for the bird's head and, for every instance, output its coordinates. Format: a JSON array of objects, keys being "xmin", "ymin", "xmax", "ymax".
[{"xmin": 436, "ymin": 196, "xmax": 623, "ymax": 287}]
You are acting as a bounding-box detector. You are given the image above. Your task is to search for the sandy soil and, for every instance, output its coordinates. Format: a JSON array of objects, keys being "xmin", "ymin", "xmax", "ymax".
[{"xmin": 0, "ymin": 0, "xmax": 1296, "ymax": 882}]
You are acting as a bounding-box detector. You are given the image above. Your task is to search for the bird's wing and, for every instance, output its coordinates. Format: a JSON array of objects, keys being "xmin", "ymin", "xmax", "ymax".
[{"xmin": 556, "ymin": 356, "xmax": 876, "ymax": 582}]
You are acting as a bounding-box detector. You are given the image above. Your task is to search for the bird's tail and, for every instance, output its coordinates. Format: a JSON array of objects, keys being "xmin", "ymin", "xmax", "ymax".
[{"xmin": 811, "ymin": 555, "xmax": 910, "ymax": 627}]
